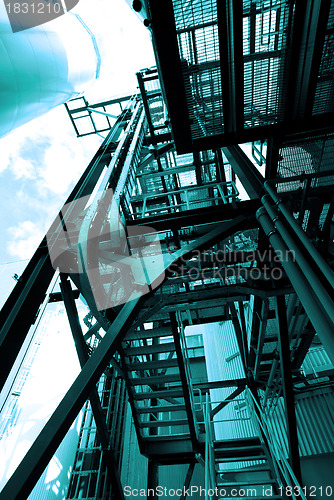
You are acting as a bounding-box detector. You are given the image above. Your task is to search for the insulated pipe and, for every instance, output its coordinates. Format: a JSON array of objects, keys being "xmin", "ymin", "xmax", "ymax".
[
  {"xmin": 262, "ymin": 195, "xmax": 334, "ymax": 321},
  {"xmin": 256, "ymin": 207, "xmax": 334, "ymax": 366},
  {"xmin": 264, "ymin": 181, "xmax": 334, "ymax": 289}
]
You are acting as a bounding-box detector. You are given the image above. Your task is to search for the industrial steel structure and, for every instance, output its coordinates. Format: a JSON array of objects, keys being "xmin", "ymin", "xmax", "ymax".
[{"xmin": 1, "ymin": 0, "xmax": 334, "ymax": 498}]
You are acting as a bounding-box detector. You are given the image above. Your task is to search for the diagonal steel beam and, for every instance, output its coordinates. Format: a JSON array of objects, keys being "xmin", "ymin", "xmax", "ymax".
[
  {"xmin": 181, "ymin": 462, "xmax": 196, "ymax": 500},
  {"xmin": 170, "ymin": 312, "xmax": 199, "ymax": 452},
  {"xmin": 0, "ymin": 212, "xmax": 250, "ymax": 498},
  {"xmin": 0, "ymin": 293, "xmax": 142, "ymax": 500},
  {"xmin": 0, "ymin": 112, "xmax": 135, "ymax": 392},
  {"xmin": 211, "ymin": 386, "xmax": 244, "ymax": 418},
  {"xmin": 60, "ymin": 277, "xmax": 125, "ymax": 500},
  {"xmin": 222, "ymin": 145, "xmax": 264, "ymax": 199}
]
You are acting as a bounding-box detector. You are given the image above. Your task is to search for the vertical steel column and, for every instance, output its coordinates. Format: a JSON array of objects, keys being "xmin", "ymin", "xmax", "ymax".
[
  {"xmin": 276, "ymin": 295, "xmax": 302, "ymax": 483},
  {"xmin": 60, "ymin": 277, "xmax": 125, "ymax": 500},
  {"xmin": 229, "ymin": 302, "xmax": 248, "ymax": 374},
  {"xmin": 147, "ymin": 460, "xmax": 159, "ymax": 499}
]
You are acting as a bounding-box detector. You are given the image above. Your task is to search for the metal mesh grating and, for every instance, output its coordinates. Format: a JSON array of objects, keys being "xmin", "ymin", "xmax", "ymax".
[
  {"xmin": 143, "ymin": 75, "xmax": 169, "ymax": 135},
  {"xmin": 171, "ymin": 0, "xmax": 291, "ymax": 139},
  {"xmin": 277, "ymin": 134, "xmax": 334, "ymax": 192},
  {"xmin": 172, "ymin": 0, "xmax": 217, "ymax": 30},
  {"xmin": 313, "ymin": 0, "xmax": 334, "ymax": 115},
  {"xmin": 243, "ymin": 0, "xmax": 290, "ymax": 128},
  {"xmin": 172, "ymin": 0, "xmax": 223, "ymax": 139}
]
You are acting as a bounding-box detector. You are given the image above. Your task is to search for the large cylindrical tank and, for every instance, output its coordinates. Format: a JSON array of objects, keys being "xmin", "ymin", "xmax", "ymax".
[{"xmin": 0, "ymin": 2, "xmax": 100, "ymax": 138}]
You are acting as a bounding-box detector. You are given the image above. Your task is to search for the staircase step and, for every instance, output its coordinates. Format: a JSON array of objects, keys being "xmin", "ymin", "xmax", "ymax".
[
  {"xmin": 216, "ymin": 465, "xmax": 272, "ymax": 474},
  {"xmin": 124, "ymin": 341, "xmax": 175, "ymax": 356},
  {"xmin": 215, "ymin": 445, "xmax": 264, "ymax": 458},
  {"xmin": 136, "ymin": 404, "xmax": 186, "ymax": 413},
  {"xmin": 216, "ymin": 465, "xmax": 271, "ymax": 474},
  {"xmin": 215, "ymin": 437, "xmax": 262, "ymax": 448},
  {"xmin": 128, "ymin": 358, "xmax": 178, "ymax": 371},
  {"xmin": 139, "ymin": 419, "xmax": 189, "ymax": 428},
  {"xmin": 133, "ymin": 388, "xmax": 185, "ymax": 399},
  {"xmin": 130, "ymin": 374, "xmax": 181, "ymax": 385},
  {"xmin": 124, "ymin": 327, "xmax": 172, "ymax": 340},
  {"xmin": 215, "ymin": 456, "xmax": 266, "ymax": 463},
  {"xmin": 217, "ymin": 480, "xmax": 276, "ymax": 487},
  {"xmin": 142, "ymin": 433, "xmax": 190, "ymax": 441}
]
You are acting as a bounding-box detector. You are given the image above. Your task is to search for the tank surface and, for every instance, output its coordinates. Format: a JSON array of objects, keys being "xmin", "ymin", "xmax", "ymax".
[{"xmin": 0, "ymin": 2, "xmax": 100, "ymax": 138}]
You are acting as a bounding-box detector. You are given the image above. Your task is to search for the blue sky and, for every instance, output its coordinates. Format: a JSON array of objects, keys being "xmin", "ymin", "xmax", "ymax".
[{"xmin": 0, "ymin": 0, "xmax": 155, "ymax": 264}]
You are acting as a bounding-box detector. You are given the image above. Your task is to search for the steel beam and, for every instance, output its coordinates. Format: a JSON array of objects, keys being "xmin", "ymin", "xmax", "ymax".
[
  {"xmin": 211, "ymin": 386, "xmax": 244, "ymax": 418},
  {"xmin": 147, "ymin": 0, "xmax": 192, "ymax": 151},
  {"xmin": 127, "ymin": 199, "xmax": 259, "ymax": 229},
  {"xmin": 254, "ymin": 299, "xmax": 269, "ymax": 381},
  {"xmin": 170, "ymin": 312, "xmax": 199, "ymax": 451},
  {"xmin": 218, "ymin": 0, "xmax": 244, "ymax": 135},
  {"xmin": 229, "ymin": 303, "xmax": 248, "ymax": 373},
  {"xmin": 0, "ymin": 122, "xmax": 121, "ymax": 391},
  {"xmin": 222, "ymin": 145, "xmax": 264, "ymax": 199},
  {"xmin": 60, "ymin": 277, "xmax": 125, "ymax": 500},
  {"xmin": 137, "ymin": 72, "xmax": 155, "ymax": 138},
  {"xmin": 285, "ymin": 0, "xmax": 331, "ymax": 121},
  {"xmin": 0, "ymin": 294, "xmax": 141, "ymax": 500},
  {"xmin": 181, "ymin": 462, "xmax": 195, "ymax": 500},
  {"xmin": 147, "ymin": 460, "xmax": 159, "ymax": 499},
  {"xmin": 248, "ymin": 295, "xmax": 262, "ymax": 370},
  {"xmin": 276, "ymin": 295, "xmax": 302, "ymax": 483}
]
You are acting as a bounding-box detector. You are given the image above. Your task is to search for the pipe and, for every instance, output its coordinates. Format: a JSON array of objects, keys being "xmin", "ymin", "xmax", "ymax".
[
  {"xmin": 264, "ymin": 181, "xmax": 334, "ymax": 289},
  {"xmin": 256, "ymin": 207, "xmax": 334, "ymax": 366},
  {"xmin": 262, "ymin": 195, "xmax": 334, "ymax": 321}
]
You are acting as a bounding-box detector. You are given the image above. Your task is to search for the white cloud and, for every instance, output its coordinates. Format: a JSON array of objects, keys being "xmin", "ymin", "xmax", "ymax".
[
  {"xmin": 0, "ymin": 0, "xmax": 155, "ymax": 263},
  {"xmin": 12, "ymin": 158, "xmax": 36, "ymax": 180},
  {"xmin": 7, "ymin": 221, "xmax": 45, "ymax": 260}
]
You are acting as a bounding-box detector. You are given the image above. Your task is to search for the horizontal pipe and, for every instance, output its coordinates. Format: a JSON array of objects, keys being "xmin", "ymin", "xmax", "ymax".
[
  {"xmin": 264, "ymin": 181, "xmax": 334, "ymax": 289},
  {"xmin": 256, "ymin": 207, "xmax": 334, "ymax": 366}
]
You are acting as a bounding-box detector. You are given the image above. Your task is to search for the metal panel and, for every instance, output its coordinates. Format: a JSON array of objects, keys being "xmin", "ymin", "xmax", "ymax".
[
  {"xmin": 201, "ymin": 321, "xmax": 259, "ymax": 471},
  {"xmin": 267, "ymin": 388, "xmax": 334, "ymax": 457},
  {"xmin": 0, "ymin": 2, "xmax": 99, "ymax": 138}
]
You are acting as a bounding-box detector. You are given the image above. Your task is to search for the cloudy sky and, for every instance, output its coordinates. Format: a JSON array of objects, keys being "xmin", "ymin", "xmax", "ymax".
[{"xmin": 0, "ymin": 0, "xmax": 155, "ymax": 263}]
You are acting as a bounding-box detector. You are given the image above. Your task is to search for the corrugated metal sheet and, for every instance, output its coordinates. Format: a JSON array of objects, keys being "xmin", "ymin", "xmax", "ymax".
[
  {"xmin": 267, "ymin": 388, "xmax": 334, "ymax": 457},
  {"xmin": 203, "ymin": 321, "xmax": 260, "ymax": 471},
  {"xmin": 302, "ymin": 347, "xmax": 334, "ymax": 377}
]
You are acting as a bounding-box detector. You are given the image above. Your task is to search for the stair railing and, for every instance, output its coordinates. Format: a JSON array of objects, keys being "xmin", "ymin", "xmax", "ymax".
[
  {"xmin": 203, "ymin": 392, "xmax": 217, "ymax": 492},
  {"xmin": 245, "ymin": 388, "xmax": 307, "ymax": 500}
]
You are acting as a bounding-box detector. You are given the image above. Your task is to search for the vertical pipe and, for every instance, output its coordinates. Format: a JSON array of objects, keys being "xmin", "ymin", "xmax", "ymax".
[{"xmin": 276, "ymin": 295, "xmax": 302, "ymax": 483}]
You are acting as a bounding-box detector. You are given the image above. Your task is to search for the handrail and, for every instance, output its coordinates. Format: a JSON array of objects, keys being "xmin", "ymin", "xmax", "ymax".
[
  {"xmin": 204, "ymin": 392, "xmax": 217, "ymax": 492},
  {"xmin": 245, "ymin": 389, "xmax": 307, "ymax": 500}
]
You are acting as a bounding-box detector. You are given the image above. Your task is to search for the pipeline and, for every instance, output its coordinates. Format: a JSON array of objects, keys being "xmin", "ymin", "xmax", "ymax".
[
  {"xmin": 256, "ymin": 207, "xmax": 334, "ymax": 366},
  {"xmin": 264, "ymin": 180, "xmax": 334, "ymax": 289}
]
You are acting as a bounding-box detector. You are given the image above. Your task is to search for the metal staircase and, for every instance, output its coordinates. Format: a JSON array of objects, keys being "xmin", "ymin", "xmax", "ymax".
[
  {"xmin": 201, "ymin": 388, "xmax": 308, "ymax": 500},
  {"xmin": 119, "ymin": 314, "xmax": 202, "ymax": 463},
  {"xmin": 214, "ymin": 437, "xmax": 282, "ymax": 499}
]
